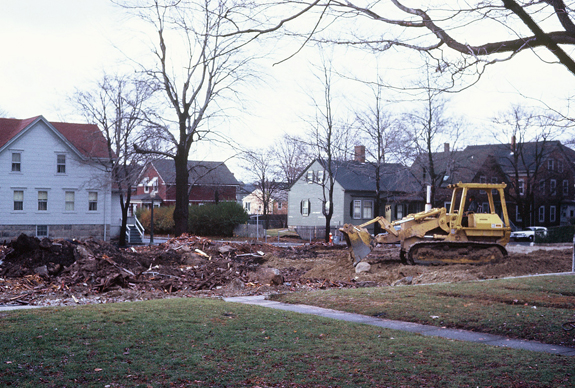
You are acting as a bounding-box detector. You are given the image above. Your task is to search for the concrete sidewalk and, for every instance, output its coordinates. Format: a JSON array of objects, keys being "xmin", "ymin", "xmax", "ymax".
[{"xmin": 224, "ymin": 295, "xmax": 575, "ymax": 357}]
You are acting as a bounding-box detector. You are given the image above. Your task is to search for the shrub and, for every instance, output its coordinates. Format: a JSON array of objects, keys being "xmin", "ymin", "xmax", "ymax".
[
  {"xmin": 137, "ymin": 206, "xmax": 175, "ymax": 235},
  {"xmin": 188, "ymin": 202, "xmax": 249, "ymax": 237},
  {"xmin": 538, "ymin": 225, "xmax": 575, "ymax": 243}
]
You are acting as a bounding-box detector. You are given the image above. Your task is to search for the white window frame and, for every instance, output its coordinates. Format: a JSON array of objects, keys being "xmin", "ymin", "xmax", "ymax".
[
  {"xmin": 14, "ymin": 190, "xmax": 24, "ymax": 211},
  {"xmin": 353, "ymin": 200, "xmax": 362, "ymax": 219},
  {"xmin": 56, "ymin": 154, "xmax": 66, "ymax": 174},
  {"xmin": 362, "ymin": 200, "xmax": 373, "ymax": 219},
  {"xmin": 550, "ymin": 206, "xmax": 556, "ymax": 223},
  {"xmin": 518, "ymin": 179, "xmax": 525, "ymax": 196},
  {"xmin": 306, "ymin": 171, "xmax": 314, "ymax": 183},
  {"xmin": 244, "ymin": 202, "xmax": 250, "ymax": 212},
  {"xmin": 65, "ymin": 191, "xmax": 75, "ymax": 211},
  {"xmin": 538, "ymin": 206, "xmax": 545, "ymax": 223},
  {"xmin": 88, "ymin": 192, "xmax": 98, "ymax": 211},
  {"xmin": 38, "ymin": 190, "xmax": 48, "ymax": 211},
  {"xmin": 301, "ymin": 199, "xmax": 310, "ymax": 216},
  {"xmin": 558, "ymin": 160, "xmax": 564, "ymax": 173},
  {"xmin": 548, "ymin": 159, "xmax": 554, "ymax": 171},
  {"xmin": 36, "ymin": 225, "xmax": 48, "ymax": 238},
  {"xmin": 539, "ymin": 179, "xmax": 545, "ymax": 193},
  {"xmin": 563, "ymin": 180, "xmax": 569, "ymax": 196},
  {"xmin": 11, "ymin": 152, "xmax": 21, "ymax": 172},
  {"xmin": 317, "ymin": 170, "xmax": 324, "ymax": 183},
  {"xmin": 550, "ymin": 179, "xmax": 556, "ymax": 196}
]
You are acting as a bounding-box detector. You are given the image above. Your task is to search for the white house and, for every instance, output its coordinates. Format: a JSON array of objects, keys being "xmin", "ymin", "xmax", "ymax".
[{"xmin": 0, "ymin": 116, "xmax": 122, "ymax": 241}]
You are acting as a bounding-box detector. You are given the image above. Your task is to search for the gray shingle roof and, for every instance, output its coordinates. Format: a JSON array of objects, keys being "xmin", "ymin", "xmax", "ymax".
[{"xmin": 150, "ymin": 159, "xmax": 239, "ymax": 186}]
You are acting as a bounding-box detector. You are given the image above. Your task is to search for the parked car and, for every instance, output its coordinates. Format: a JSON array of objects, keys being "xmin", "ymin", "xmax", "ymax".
[{"xmin": 510, "ymin": 226, "xmax": 548, "ymax": 242}]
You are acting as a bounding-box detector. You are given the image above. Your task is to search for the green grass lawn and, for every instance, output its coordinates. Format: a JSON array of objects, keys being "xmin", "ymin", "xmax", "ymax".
[
  {"xmin": 1, "ymin": 294, "xmax": 574, "ymax": 387},
  {"xmin": 271, "ymin": 274, "xmax": 575, "ymax": 348}
]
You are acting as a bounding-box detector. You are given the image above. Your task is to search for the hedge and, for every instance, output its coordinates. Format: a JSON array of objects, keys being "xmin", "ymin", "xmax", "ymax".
[
  {"xmin": 537, "ymin": 225, "xmax": 575, "ymax": 243},
  {"xmin": 188, "ymin": 202, "xmax": 249, "ymax": 237}
]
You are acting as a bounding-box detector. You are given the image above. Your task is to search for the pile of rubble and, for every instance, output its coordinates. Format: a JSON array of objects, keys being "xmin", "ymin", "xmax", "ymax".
[{"xmin": 0, "ymin": 234, "xmax": 354, "ymax": 306}]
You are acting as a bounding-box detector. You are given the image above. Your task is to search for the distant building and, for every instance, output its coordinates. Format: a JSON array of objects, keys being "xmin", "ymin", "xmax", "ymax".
[{"xmin": 131, "ymin": 159, "xmax": 240, "ymax": 211}]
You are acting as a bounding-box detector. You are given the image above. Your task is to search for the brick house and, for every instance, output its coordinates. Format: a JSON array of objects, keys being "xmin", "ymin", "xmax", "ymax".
[{"xmin": 131, "ymin": 159, "xmax": 240, "ymax": 210}]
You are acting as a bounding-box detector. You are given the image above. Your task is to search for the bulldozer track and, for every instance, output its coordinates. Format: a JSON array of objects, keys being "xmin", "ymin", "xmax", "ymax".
[{"xmin": 407, "ymin": 241, "xmax": 508, "ymax": 265}]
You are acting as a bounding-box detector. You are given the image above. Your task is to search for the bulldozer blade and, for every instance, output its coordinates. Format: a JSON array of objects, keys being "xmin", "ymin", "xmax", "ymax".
[{"xmin": 340, "ymin": 224, "xmax": 373, "ymax": 265}]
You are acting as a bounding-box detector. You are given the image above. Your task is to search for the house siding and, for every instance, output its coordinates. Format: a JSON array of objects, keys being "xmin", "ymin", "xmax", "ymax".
[
  {"xmin": 0, "ymin": 119, "xmax": 116, "ymax": 240},
  {"xmin": 288, "ymin": 160, "xmax": 346, "ymax": 229}
]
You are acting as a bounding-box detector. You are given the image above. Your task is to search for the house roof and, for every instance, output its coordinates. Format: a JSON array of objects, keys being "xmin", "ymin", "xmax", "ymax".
[
  {"xmin": 148, "ymin": 159, "xmax": 240, "ymax": 186},
  {"xmin": 0, "ymin": 116, "xmax": 109, "ymax": 159},
  {"xmin": 314, "ymin": 159, "xmax": 419, "ymax": 194}
]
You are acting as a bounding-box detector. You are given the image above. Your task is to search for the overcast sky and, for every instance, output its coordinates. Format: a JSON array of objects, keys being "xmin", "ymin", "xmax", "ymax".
[{"xmin": 2, "ymin": 1, "xmax": 575, "ymax": 179}]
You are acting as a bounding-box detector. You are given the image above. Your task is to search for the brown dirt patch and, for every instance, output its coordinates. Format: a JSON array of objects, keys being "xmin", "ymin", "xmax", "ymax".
[{"xmin": 0, "ymin": 234, "xmax": 572, "ymax": 307}]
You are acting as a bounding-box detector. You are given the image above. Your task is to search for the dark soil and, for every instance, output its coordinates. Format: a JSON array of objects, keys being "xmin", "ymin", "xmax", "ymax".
[{"xmin": 0, "ymin": 234, "xmax": 572, "ymax": 307}]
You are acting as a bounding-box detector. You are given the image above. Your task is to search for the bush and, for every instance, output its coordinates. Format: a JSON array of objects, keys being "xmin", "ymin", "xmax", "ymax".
[
  {"xmin": 188, "ymin": 202, "xmax": 249, "ymax": 237},
  {"xmin": 537, "ymin": 225, "xmax": 575, "ymax": 243},
  {"xmin": 137, "ymin": 206, "xmax": 175, "ymax": 235}
]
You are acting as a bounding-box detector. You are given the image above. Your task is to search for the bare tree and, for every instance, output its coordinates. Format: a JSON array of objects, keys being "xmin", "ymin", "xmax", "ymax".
[
  {"xmin": 491, "ymin": 104, "xmax": 557, "ymax": 227},
  {"xmin": 355, "ymin": 81, "xmax": 402, "ymax": 233},
  {"xmin": 303, "ymin": 56, "xmax": 355, "ymax": 242},
  {"xmin": 399, "ymin": 68, "xmax": 464, "ymax": 205},
  {"xmin": 242, "ymin": 148, "xmax": 282, "ymax": 229},
  {"xmin": 72, "ymin": 73, "xmax": 153, "ymax": 246},
  {"xmin": 273, "ymin": 134, "xmax": 312, "ymax": 186},
  {"xmin": 124, "ymin": 0, "xmax": 259, "ymax": 236},
  {"xmin": 231, "ymin": 0, "xmax": 575, "ymax": 77}
]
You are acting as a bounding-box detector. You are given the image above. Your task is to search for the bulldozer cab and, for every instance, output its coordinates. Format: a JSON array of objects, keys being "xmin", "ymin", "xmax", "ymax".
[{"xmin": 448, "ymin": 182, "xmax": 511, "ymax": 230}]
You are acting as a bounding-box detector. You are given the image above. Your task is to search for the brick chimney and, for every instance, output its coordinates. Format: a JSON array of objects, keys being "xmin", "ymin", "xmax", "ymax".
[
  {"xmin": 354, "ymin": 145, "xmax": 366, "ymax": 163},
  {"xmin": 444, "ymin": 143, "xmax": 450, "ymax": 153}
]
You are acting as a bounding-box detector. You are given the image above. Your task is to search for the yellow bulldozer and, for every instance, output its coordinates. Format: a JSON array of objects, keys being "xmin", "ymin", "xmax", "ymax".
[{"xmin": 340, "ymin": 182, "xmax": 512, "ymax": 265}]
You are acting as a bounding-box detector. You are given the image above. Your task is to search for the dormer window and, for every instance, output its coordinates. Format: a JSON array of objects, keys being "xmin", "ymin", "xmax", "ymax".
[
  {"xmin": 11, "ymin": 152, "xmax": 21, "ymax": 172},
  {"xmin": 57, "ymin": 154, "xmax": 66, "ymax": 174},
  {"xmin": 548, "ymin": 159, "xmax": 554, "ymax": 171}
]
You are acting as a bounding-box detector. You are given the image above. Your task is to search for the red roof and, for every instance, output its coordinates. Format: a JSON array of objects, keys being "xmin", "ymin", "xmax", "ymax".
[{"xmin": 0, "ymin": 116, "xmax": 110, "ymax": 159}]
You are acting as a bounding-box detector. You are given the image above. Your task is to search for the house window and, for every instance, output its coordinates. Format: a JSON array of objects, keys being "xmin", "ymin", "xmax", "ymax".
[
  {"xmin": 38, "ymin": 191, "xmax": 48, "ymax": 211},
  {"xmin": 550, "ymin": 179, "xmax": 556, "ymax": 196},
  {"xmin": 563, "ymin": 180, "xmax": 569, "ymax": 196},
  {"xmin": 353, "ymin": 200, "xmax": 362, "ymax": 219},
  {"xmin": 14, "ymin": 190, "xmax": 24, "ymax": 211},
  {"xmin": 57, "ymin": 154, "xmax": 66, "ymax": 174},
  {"xmin": 306, "ymin": 171, "xmax": 314, "ymax": 183},
  {"xmin": 491, "ymin": 177, "xmax": 498, "ymax": 195},
  {"xmin": 36, "ymin": 225, "xmax": 48, "ymax": 238},
  {"xmin": 317, "ymin": 170, "xmax": 324, "ymax": 183},
  {"xmin": 480, "ymin": 176, "xmax": 486, "ymax": 194},
  {"xmin": 550, "ymin": 206, "xmax": 556, "ymax": 223},
  {"xmin": 65, "ymin": 191, "xmax": 75, "ymax": 211},
  {"xmin": 548, "ymin": 159, "xmax": 554, "ymax": 171},
  {"xmin": 518, "ymin": 179, "xmax": 525, "ymax": 196},
  {"xmin": 538, "ymin": 206, "xmax": 545, "ymax": 223},
  {"xmin": 277, "ymin": 202, "xmax": 282, "ymax": 210},
  {"xmin": 88, "ymin": 192, "xmax": 98, "ymax": 211},
  {"xmin": 558, "ymin": 160, "xmax": 564, "ymax": 173},
  {"xmin": 244, "ymin": 202, "xmax": 250, "ymax": 212},
  {"xmin": 363, "ymin": 200, "xmax": 373, "ymax": 219},
  {"xmin": 539, "ymin": 179, "xmax": 545, "ymax": 192},
  {"xmin": 515, "ymin": 205, "xmax": 522, "ymax": 222},
  {"xmin": 301, "ymin": 199, "xmax": 310, "ymax": 216},
  {"xmin": 397, "ymin": 204, "xmax": 403, "ymax": 219},
  {"xmin": 11, "ymin": 153, "xmax": 21, "ymax": 172}
]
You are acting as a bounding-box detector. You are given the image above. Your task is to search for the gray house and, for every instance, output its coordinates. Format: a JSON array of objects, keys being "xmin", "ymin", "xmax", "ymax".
[{"xmin": 288, "ymin": 155, "xmax": 421, "ymax": 237}]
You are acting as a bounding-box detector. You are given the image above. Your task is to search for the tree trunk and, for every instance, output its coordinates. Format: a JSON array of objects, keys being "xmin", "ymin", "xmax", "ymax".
[
  {"xmin": 118, "ymin": 190, "xmax": 131, "ymax": 247},
  {"xmin": 173, "ymin": 152, "xmax": 189, "ymax": 236}
]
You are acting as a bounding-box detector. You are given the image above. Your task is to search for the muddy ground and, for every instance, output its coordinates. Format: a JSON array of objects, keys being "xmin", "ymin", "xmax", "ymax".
[{"xmin": 0, "ymin": 234, "xmax": 572, "ymax": 307}]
